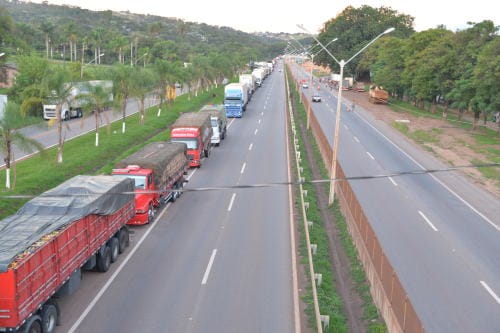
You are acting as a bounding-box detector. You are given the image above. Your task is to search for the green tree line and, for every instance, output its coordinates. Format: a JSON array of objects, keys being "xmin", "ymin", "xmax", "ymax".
[{"xmin": 315, "ymin": 6, "xmax": 499, "ymax": 124}]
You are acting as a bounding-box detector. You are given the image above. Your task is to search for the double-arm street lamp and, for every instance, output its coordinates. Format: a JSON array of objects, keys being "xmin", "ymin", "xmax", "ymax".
[
  {"xmin": 298, "ymin": 24, "xmax": 395, "ymax": 205},
  {"xmin": 306, "ymin": 37, "xmax": 337, "ymax": 128}
]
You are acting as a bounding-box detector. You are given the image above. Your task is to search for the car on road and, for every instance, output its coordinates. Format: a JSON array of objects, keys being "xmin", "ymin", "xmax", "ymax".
[
  {"xmin": 312, "ymin": 93, "xmax": 321, "ymax": 102},
  {"xmin": 302, "ymin": 83, "xmax": 309, "ymax": 89}
]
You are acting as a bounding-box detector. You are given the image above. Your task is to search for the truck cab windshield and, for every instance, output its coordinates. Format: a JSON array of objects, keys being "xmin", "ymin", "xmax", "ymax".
[
  {"xmin": 112, "ymin": 174, "xmax": 147, "ymax": 189},
  {"xmin": 171, "ymin": 138, "xmax": 198, "ymax": 149}
]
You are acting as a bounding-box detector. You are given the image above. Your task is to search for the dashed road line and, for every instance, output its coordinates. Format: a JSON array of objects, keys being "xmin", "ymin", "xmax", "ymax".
[
  {"xmin": 254, "ymin": 129, "xmax": 258, "ymax": 135},
  {"xmin": 366, "ymin": 152, "xmax": 375, "ymax": 160},
  {"xmin": 388, "ymin": 177, "xmax": 398, "ymax": 186},
  {"xmin": 240, "ymin": 162, "xmax": 246, "ymax": 174},
  {"xmin": 227, "ymin": 193, "xmax": 236, "ymax": 211},
  {"xmin": 248, "ymin": 143, "xmax": 253, "ymax": 151},
  {"xmin": 480, "ymin": 281, "xmax": 500, "ymax": 304},
  {"xmin": 201, "ymin": 249, "xmax": 218, "ymax": 285},
  {"xmin": 418, "ymin": 211, "xmax": 438, "ymax": 231}
]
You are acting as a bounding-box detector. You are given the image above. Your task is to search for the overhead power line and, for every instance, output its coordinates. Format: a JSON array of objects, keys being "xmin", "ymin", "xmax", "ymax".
[{"xmin": 0, "ymin": 163, "xmax": 497, "ymax": 200}]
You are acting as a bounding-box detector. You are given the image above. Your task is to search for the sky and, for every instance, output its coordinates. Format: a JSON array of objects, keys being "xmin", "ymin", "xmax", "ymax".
[{"xmin": 31, "ymin": 0, "xmax": 499, "ymax": 34}]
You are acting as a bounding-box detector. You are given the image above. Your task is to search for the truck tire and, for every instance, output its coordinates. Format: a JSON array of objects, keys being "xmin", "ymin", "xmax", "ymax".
[
  {"xmin": 147, "ymin": 204, "xmax": 155, "ymax": 224},
  {"xmin": 96, "ymin": 246, "xmax": 111, "ymax": 272},
  {"xmin": 118, "ymin": 228, "xmax": 129, "ymax": 253},
  {"xmin": 41, "ymin": 302, "xmax": 58, "ymax": 333},
  {"xmin": 109, "ymin": 237, "xmax": 119, "ymax": 263},
  {"xmin": 22, "ymin": 315, "xmax": 42, "ymax": 333}
]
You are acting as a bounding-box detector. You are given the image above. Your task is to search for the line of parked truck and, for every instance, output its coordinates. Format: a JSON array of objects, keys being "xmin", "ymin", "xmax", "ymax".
[
  {"xmin": 223, "ymin": 61, "xmax": 273, "ymax": 118},
  {"xmin": 0, "ymin": 93, "xmax": 235, "ymax": 332}
]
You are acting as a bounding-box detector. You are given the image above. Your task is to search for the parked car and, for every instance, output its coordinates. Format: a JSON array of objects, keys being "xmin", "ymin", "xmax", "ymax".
[{"xmin": 312, "ymin": 93, "xmax": 321, "ymax": 102}]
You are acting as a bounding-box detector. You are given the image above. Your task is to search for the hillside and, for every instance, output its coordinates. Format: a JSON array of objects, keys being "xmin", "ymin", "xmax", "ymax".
[{"xmin": 0, "ymin": 0, "xmax": 286, "ymax": 62}]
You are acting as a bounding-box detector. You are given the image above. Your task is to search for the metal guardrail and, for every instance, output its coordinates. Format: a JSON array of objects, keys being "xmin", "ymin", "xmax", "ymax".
[{"xmin": 285, "ymin": 66, "xmax": 329, "ymax": 332}]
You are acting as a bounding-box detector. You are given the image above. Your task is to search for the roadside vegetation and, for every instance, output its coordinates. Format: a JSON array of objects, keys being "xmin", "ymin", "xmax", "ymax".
[
  {"xmin": 315, "ymin": 6, "xmax": 498, "ymax": 129},
  {"xmin": 0, "ymin": 86, "xmax": 223, "ymax": 218},
  {"xmin": 287, "ymin": 69, "xmax": 385, "ymax": 332}
]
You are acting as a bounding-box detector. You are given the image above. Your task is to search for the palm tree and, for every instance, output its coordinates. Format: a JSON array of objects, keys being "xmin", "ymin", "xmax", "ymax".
[
  {"xmin": 0, "ymin": 102, "xmax": 44, "ymax": 189},
  {"xmin": 77, "ymin": 81, "xmax": 113, "ymax": 146},
  {"xmin": 111, "ymin": 64, "xmax": 134, "ymax": 133},
  {"xmin": 39, "ymin": 21, "xmax": 55, "ymax": 59},
  {"xmin": 130, "ymin": 67, "xmax": 157, "ymax": 125},
  {"xmin": 44, "ymin": 68, "xmax": 75, "ymax": 163}
]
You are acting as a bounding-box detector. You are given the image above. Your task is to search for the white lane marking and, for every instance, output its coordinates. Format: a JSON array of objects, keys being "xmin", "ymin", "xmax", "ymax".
[
  {"xmin": 343, "ymin": 124, "xmax": 348, "ymax": 130},
  {"xmin": 354, "ymin": 136, "xmax": 360, "ymax": 143},
  {"xmin": 201, "ymin": 249, "xmax": 218, "ymax": 285},
  {"xmin": 389, "ymin": 177, "xmax": 398, "ymax": 186},
  {"xmin": 418, "ymin": 211, "xmax": 438, "ymax": 231},
  {"xmin": 254, "ymin": 129, "xmax": 258, "ymax": 135},
  {"xmin": 480, "ymin": 281, "xmax": 500, "ymax": 304},
  {"xmin": 353, "ymin": 112, "xmax": 499, "ymax": 231},
  {"xmin": 261, "ymin": 112, "xmax": 264, "ymax": 116},
  {"xmin": 240, "ymin": 162, "xmax": 246, "ymax": 174},
  {"xmin": 227, "ymin": 118, "xmax": 236, "ymax": 129},
  {"xmin": 249, "ymin": 143, "xmax": 253, "ymax": 151},
  {"xmin": 227, "ymin": 193, "xmax": 236, "ymax": 211},
  {"xmin": 366, "ymin": 152, "xmax": 375, "ymax": 160},
  {"xmin": 258, "ymin": 119, "xmax": 261, "ymax": 124},
  {"xmin": 68, "ymin": 201, "xmax": 172, "ymax": 333}
]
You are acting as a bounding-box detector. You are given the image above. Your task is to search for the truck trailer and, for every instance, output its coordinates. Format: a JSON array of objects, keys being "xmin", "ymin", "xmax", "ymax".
[
  {"xmin": 0, "ymin": 175, "xmax": 135, "ymax": 333},
  {"xmin": 43, "ymin": 80, "xmax": 113, "ymax": 121},
  {"xmin": 170, "ymin": 112, "xmax": 213, "ymax": 168},
  {"xmin": 112, "ymin": 142, "xmax": 189, "ymax": 225},
  {"xmin": 224, "ymin": 83, "xmax": 248, "ymax": 118},
  {"xmin": 199, "ymin": 104, "xmax": 227, "ymax": 146}
]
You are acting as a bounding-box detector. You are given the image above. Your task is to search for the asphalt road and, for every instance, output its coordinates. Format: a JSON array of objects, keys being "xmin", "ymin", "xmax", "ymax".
[
  {"xmin": 292, "ymin": 62, "xmax": 499, "ymax": 332},
  {"xmin": 54, "ymin": 66, "xmax": 299, "ymax": 332},
  {"xmin": 1, "ymin": 91, "xmax": 172, "ymax": 167}
]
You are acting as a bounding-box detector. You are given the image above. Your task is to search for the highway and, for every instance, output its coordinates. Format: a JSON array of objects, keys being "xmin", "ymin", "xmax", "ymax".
[
  {"xmin": 291, "ymin": 62, "xmax": 500, "ymax": 332},
  {"xmin": 54, "ymin": 65, "xmax": 299, "ymax": 332}
]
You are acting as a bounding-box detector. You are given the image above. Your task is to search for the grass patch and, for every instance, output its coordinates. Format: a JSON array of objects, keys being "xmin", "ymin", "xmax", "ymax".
[
  {"xmin": 0, "ymin": 88, "xmax": 223, "ymax": 218},
  {"xmin": 392, "ymin": 122, "xmax": 409, "ymax": 135},
  {"xmin": 287, "ymin": 69, "xmax": 348, "ymax": 332},
  {"xmin": 472, "ymin": 159, "xmax": 500, "ymax": 181}
]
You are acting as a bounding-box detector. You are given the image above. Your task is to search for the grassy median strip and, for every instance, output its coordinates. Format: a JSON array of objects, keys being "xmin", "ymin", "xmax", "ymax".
[
  {"xmin": 287, "ymin": 71, "xmax": 386, "ymax": 332},
  {"xmin": 0, "ymin": 89, "xmax": 223, "ymax": 218},
  {"xmin": 287, "ymin": 78, "xmax": 348, "ymax": 332}
]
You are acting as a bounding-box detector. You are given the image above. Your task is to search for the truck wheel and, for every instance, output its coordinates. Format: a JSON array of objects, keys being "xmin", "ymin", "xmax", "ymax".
[
  {"xmin": 97, "ymin": 246, "xmax": 111, "ymax": 272},
  {"xmin": 22, "ymin": 315, "xmax": 42, "ymax": 333},
  {"xmin": 110, "ymin": 237, "xmax": 119, "ymax": 263},
  {"xmin": 41, "ymin": 302, "xmax": 58, "ymax": 333},
  {"xmin": 118, "ymin": 228, "xmax": 129, "ymax": 253},
  {"xmin": 147, "ymin": 204, "xmax": 155, "ymax": 224}
]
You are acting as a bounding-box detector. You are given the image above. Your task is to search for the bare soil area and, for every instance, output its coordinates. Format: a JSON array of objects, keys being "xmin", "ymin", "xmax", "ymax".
[{"xmin": 343, "ymin": 89, "xmax": 500, "ymax": 198}]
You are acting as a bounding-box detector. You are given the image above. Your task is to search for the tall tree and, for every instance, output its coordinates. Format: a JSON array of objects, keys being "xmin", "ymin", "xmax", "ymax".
[
  {"xmin": 77, "ymin": 81, "xmax": 113, "ymax": 146},
  {"xmin": 111, "ymin": 64, "xmax": 134, "ymax": 133},
  {"xmin": 316, "ymin": 5, "xmax": 414, "ymax": 78},
  {"xmin": 39, "ymin": 21, "xmax": 55, "ymax": 59},
  {"xmin": 129, "ymin": 67, "xmax": 157, "ymax": 125},
  {"xmin": 0, "ymin": 102, "xmax": 44, "ymax": 189},
  {"xmin": 43, "ymin": 67, "xmax": 75, "ymax": 163}
]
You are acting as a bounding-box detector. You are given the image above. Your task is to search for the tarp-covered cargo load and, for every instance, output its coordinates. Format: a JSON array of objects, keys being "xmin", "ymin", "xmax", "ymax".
[
  {"xmin": 0, "ymin": 175, "xmax": 134, "ymax": 272},
  {"xmin": 116, "ymin": 142, "xmax": 188, "ymax": 187}
]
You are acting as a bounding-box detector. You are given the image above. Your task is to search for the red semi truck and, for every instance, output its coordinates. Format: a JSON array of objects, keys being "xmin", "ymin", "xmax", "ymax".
[
  {"xmin": 112, "ymin": 141, "xmax": 189, "ymax": 225},
  {"xmin": 0, "ymin": 175, "xmax": 135, "ymax": 333},
  {"xmin": 170, "ymin": 112, "xmax": 212, "ymax": 168}
]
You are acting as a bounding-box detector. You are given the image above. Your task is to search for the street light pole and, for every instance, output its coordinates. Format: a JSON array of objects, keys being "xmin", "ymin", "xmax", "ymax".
[
  {"xmin": 81, "ymin": 53, "xmax": 104, "ymax": 79},
  {"xmin": 298, "ymin": 25, "xmax": 394, "ymax": 205},
  {"xmin": 306, "ymin": 38, "xmax": 337, "ymax": 129}
]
